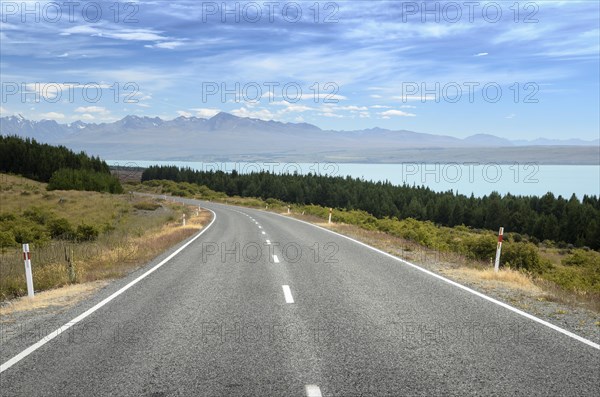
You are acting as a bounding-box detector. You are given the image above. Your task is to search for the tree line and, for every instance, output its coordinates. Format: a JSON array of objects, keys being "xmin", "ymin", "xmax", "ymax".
[
  {"xmin": 142, "ymin": 165, "xmax": 600, "ymax": 249},
  {"xmin": 0, "ymin": 135, "xmax": 122, "ymax": 193}
]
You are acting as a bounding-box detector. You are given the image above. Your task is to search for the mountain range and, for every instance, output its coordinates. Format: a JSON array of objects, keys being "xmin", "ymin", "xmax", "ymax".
[{"xmin": 1, "ymin": 113, "xmax": 598, "ymax": 164}]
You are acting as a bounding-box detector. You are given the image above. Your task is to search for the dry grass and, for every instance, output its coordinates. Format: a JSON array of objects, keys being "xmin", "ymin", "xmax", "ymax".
[
  {"xmin": 79, "ymin": 210, "xmax": 210, "ymax": 282},
  {"xmin": 0, "ymin": 208, "xmax": 210, "ymax": 311},
  {"xmin": 0, "ymin": 280, "xmax": 109, "ymax": 320},
  {"xmin": 442, "ymin": 267, "xmax": 543, "ymax": 294},
  {"xmin": 0, "ymin": 174, "xmax": 130, "ymax": 227},
  {"xmin": 1, "ymin": 173, "xmax": 212, "ymax": 300}
]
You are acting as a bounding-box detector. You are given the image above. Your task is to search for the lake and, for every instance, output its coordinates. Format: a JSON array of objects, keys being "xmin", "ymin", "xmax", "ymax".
[{"xmin": 108, "ymin": 160, "xmax": 600, "ymax": 199}]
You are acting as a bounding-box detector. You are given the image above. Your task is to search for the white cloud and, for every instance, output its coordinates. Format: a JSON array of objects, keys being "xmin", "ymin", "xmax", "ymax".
[
  {"xmin": 190, "ymin": 108, "xmax": 221, "ymax": 118},
  {"xmin": 370, "ymin": 94, "xmax": 382, "ymax": 99},
  {"xmin": 80, "ymin": 113, "xmax": 95, "ymax": 121},
  {"xmin": 39, "ymin": 112, "xmax": 65, "ymax": 120},
  {"xmin": 337, "ymin": 106, "xmax": 368, "ymax": 111},
  {"xmin": 475, "ymin": 52, "xmax": 489, "ymax": 57},
  {"xmin": 0, "ymin": 106, "xmax": 7, "ymax": 115},
  {"xmin": 177, "ymin": 110, "xmax": 193, "ymax": 118},
  {"xmin": 370, "ymin": 105, "xmax": 391, "ymax": 109},
  {"xmin": 280, "ymin": 104, "xmax": 314, "ymax": 113},
  {"xmin": 319, "ymin": 112, "xmax": 344, "ymax": 118},
  {"xmin": 231, "ymin": 107, "xmax": 275, "ymax": 120},
  {"xmin": 379, "ymin": 109, "xmax": 416, "ymax": 118},
  {"xmin": 505, "ymin": 113, "xmax": 516, "ymax": 119},
  {"xmin": 75, "ymin": 106, "xmax": 108, "ymax": 114},
  {"xmin": 62, "ymin": 26, "xmax": 168, "ymax": 42},
  {"xmin": 145, "ymin": 41, "xmax": 185, "ymax": 50}
]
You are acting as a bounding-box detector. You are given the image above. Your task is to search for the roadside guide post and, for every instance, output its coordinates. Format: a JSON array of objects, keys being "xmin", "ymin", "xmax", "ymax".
[
  {"xmin": 22, "ymin": 244, "xmax": 34, "ymax": 297},
  {"xmin": 494, "ymin": 227, "xmax": 504, "ymax": 272}
]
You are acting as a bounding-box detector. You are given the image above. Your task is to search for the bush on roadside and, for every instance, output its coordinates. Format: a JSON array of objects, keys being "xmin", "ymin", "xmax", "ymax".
[
  {"xmin": 76, "ymin": 224, "xmax": 99, "ymax": 242},
  {"xmin": 562, "ymin": 249, "xmax": 600, "ymax": 268},
  {"xmin": 502, "ymin": 241, "xmax": 548, "ymax": 274},
  {"xmin": 47, "ymin": 217, "xmax": 74, "ymax": 239},
  {"xmin": 11, "ymin": 224, "xmax": 50, "ymax": 245},
  {"xmin": 23, "ymin": 207, "xmax": 54, "ymax": 225},
  {"xmin": 0, "ymin": 230, "xmax": 17, "ymax": 250},
  {"xmin": 133, "ymin": 202, "xmax": 161, "ymax": 211}
]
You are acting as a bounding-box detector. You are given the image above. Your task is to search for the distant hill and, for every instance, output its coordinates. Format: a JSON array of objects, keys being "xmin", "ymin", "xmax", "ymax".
[{"xmin": 1, "ymin": 113, "xmax": 598, "ymax": 164}]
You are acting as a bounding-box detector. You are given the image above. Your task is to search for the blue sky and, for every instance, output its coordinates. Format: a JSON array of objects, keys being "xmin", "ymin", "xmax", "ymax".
[{"xmin": 1, "ymin": 0, "xmax": 598, "ymax": 140}]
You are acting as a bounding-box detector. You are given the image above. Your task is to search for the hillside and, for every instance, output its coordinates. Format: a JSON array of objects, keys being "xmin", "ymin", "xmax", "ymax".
[{"xmin": 0, "ymin": 174, "xmax": 210, "ymax": 300}]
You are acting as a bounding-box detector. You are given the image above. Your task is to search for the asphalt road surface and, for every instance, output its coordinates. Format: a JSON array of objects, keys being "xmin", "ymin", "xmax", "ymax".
[{"xmin": 1, "ymin": 198, "xmax": 599, "ymax": 396}]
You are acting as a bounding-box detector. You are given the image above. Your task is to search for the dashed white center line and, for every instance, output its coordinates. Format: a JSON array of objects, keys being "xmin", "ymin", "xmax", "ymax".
[
  {"xmin": 258, "ymin": 226, "xmax": 262, "ymax": 229},
  {"xmin": 261, "ymin": 231, "xmax": 266, "ymax": 235},
  {"xmin": 265, "ymin": 240, "xmax": 271, "ymax": 245},
  {"xmin": 273, "ymin": 254, "xmax": 280, "ymax": 263},
  {"xmin": 305, "ymin": 385, "xmax": 322, "ymax": 397},
  {"xmin": 282, "ymin": 285, "xmax": 294, "ymax": 303}
]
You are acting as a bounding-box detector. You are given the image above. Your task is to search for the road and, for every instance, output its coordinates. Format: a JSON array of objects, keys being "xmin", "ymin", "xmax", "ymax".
[{"xmin": 1, "ymin": 198, "xmax": 599, "ymax": 396}]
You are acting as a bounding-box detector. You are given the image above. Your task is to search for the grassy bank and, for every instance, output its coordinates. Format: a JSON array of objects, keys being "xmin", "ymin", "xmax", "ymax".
[
  {"xmin": 0, "ymin": 174, "xmax": 210, "ymax": 300},
  {"xmin": 130, "ymin": 179, "xmax": 600, "ymax": 310}
]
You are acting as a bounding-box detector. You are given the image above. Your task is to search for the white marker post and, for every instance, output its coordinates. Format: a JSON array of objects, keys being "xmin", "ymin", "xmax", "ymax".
[
  {"xmin": 182, "ymin": 214, "xmax": 186, "ymax": 226},
  {"xmin": 494, "ymin": 227, "xmax": 504, "ymax": 272},
  {"xmin": 22, "ymin": 244, "xmax": 34, "ymax": 297},
  {"xmin": 328, "ymin": 208, "xmax": 332, "ymax": 224},
  {"xmin": 287, "ymin": 206, "xmax": 290, "ymax": 214}
]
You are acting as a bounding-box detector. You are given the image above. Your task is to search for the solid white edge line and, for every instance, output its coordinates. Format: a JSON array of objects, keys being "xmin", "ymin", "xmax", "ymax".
[
  {"xmin": 0, "ymin": 209, "xmax": 218, "ymax": 373},
  {"xmin": 282, "ymin": 285, "xmax": 294, "ymax": 303},
  {"xmin": 305, "ymin": 384, "xmax": 323, "ymax": 397},
  {"xmin": 273, "ymin": 254, "xmax": 280, "ymax": 263},
  {"xmin": 271, "ymin": 212, "xmax": 600, "ymax": 350}
]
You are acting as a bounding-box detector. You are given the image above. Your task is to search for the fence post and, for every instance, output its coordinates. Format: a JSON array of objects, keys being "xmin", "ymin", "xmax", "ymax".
[
  {"xmin": 22, "ymin": 244, "xmax": 34, "ymax": 297},
  {"xmin": 494, "ymin": 227, "xmax": 504, "ymax": 272},
  {"xmin": 328, "ymin": 208, "xmax": 332, "ymax": 224}
]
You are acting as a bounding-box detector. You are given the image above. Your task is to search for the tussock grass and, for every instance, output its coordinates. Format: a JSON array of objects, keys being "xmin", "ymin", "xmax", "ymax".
[
  {"xmin": 0, "ymin": 174, "xmax": 212, "ymax": 300},
  {"xmin": 444, "ymin": 267, "xmax": 542, "ymax": 293},
  {"xmin": 0, "ymin": 280, "xmax": 109, "ymax": 319}
]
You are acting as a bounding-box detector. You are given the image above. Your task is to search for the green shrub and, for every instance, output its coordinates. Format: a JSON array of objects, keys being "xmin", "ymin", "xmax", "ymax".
[
  {"xmin": 48, "ymin": 217, "xmax": 74, "ymax": 239},
  {"xmin": 545, "ymin": 265, "xmax": 600, "ymax": 294},
  {"xmin": 133, "ymin": 202, "xmax": 161, "ymax": 211},
  {"xmin": 23, "ymin": 207, "xmax": 54, "ymax": 225},
  {"xmin": 0, "ymin": 230, "xmax": 16, "ymax": 249},
  {"xmin": 462, "ymin": 235, "xmax": 497, "ymax": 261},
  {"xmin": 562, "ymin": 249, "xmax": 600, "ymax": 268},
  {"xmin": 76, "ymin": 224, "xmax": 99, "ymax": 242},
  {"xmin": 11, "ymin": 224, "xmax": 50, "ymax": 244},
  {"xmin": 503, "ymin": 242, "xmax": 547, "ymax": 274},
  {"xmin": 0, "ymin": 213, "xmax": 16, "ymax": 222}
]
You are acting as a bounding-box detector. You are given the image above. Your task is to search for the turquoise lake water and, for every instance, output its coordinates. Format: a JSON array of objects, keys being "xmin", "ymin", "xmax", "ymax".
[{"xmin": 109, "ymin": 160, "xmax": 599, "ymax": 199}]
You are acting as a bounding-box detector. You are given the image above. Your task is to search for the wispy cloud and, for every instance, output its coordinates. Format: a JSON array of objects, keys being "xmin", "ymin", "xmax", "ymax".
[{"xmin": 379, "ymin": 109, "xmax": 416, "ymax": 118}]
